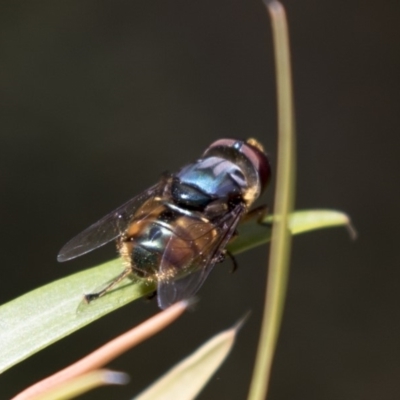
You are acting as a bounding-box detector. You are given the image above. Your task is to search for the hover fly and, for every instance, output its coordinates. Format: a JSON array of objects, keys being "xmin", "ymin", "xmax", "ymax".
[{"xmin": 58, "ymin": 138, "xmax": 271, "ymax": 309}]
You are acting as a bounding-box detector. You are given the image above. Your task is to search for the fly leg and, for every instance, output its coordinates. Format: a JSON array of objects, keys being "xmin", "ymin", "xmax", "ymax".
[
  {"xmin": 146, "ymin": 290, "xmax": 157, "ymax": 301},
  {"xmin": 242, "ymin": 205, "xmax": 270, "ymax": 225},
  {"xmin": 226, "ymin": 250, "xmax": 239, "ymax": 273},
  {"xmin": 84, "ymin": 267, "xmax": 132, "ymax": 303},
  {"xmin": 213, "ymin": 249, "xmax": 239, "ymax": 273}
]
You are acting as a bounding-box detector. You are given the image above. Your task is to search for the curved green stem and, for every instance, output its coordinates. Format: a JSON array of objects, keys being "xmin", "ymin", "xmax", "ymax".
[{"xmin": 248, "ymin": 2, "xmax": 296, "ymax": 399}]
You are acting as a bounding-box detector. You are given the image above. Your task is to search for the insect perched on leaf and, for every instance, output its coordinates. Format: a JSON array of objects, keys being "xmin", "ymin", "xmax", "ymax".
[{"xmin": 58, "ymin": 138, "xmax": 271, "ymax": 309}]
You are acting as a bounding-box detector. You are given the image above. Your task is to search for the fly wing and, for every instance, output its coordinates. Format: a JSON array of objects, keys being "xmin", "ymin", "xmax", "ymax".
[
  {"xmin": 157, "ymin": 203, "xmax": 246, "ymax": 309},
  {"xmin": 58, "ymin": 182, "xmax": 166, "ymax": 262}
]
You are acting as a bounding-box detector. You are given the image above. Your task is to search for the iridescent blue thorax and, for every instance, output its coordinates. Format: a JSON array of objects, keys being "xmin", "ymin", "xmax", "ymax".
[{"xmin": 171, "ymin": 156, "xmax": 248, "ymax": 210}]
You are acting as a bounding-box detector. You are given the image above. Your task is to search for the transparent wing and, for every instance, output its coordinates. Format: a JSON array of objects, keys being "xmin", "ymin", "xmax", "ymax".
[
  {"xmin": 157, "ymin": 203, "xmax": 246, "ymax": 309},
  {"xmin": 58, "ymin": 182, "xmax": 166, "ymax": 262}
]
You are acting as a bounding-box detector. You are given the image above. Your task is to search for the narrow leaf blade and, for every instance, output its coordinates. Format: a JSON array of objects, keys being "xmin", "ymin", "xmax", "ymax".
[
  {"xmin": 0, "ymin": 209, "xmax": 352, "ymax": 374},
  {"xmin": 134, "ymin": 322, "xmax": 242, "ymax": 400},
  {"xmin": 0, "ymin": 259, "xmax": 155, "ymax": 374},
  {"xmin": 229, "ymin": 209, "xmax": 354, "ymax": 255},
  {"xmin": 32, "ymin": 369, "xmax": 129, "ymax": 400}
]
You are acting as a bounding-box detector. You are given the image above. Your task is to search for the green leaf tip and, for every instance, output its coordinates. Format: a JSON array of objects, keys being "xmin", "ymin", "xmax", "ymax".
[
  {"xmin": 134, "ymin": 319, "xmax": 243, "ymax": 400},
  {"xmin": 229, "ymin": 209, "xmax": 355, "ymax": 255}
]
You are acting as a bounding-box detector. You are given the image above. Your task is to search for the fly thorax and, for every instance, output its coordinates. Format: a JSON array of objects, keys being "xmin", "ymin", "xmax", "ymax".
[{"xmin": 172, "ymin": 157, "xmax": 247, "ymax": 210}]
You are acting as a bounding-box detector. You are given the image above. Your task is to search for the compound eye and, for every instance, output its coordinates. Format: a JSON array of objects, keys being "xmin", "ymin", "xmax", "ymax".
[
  {"xmin": 206, "ymin": 139, "xmax": 236, "ymax": 150},
  {"xmin": 243, "ymin": 140, "xmax": 271, "ymax": 192}
]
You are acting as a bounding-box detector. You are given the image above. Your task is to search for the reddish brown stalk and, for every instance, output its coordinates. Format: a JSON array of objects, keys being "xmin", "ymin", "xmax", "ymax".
[{"xmin": 12, "ymin": 300, "xmax": 189, "ymax": 400}]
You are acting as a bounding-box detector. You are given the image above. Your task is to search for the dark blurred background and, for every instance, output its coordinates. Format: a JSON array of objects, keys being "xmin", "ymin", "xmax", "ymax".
[{"xmin": 1, "ymin": 0, "xmax": 399, "ymax": 399}]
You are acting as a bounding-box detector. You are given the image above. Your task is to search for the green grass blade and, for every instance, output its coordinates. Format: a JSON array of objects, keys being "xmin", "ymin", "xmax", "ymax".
[
  {"xmin": 248, "ymin": 1, "xmax": 296, "ymax": 399},
  {"xmin": 0, "ymin": 259, "xmax": 155, "ymax": 374},
  {"xmin": 33, "ymin": 370, "xmax": 129, "ymax": 400},
  {"xmin": 0, "ymin": 209, "xmax": 350, "ymax": 375},
  {"xmin": 133, "ymin": 318, "xmax": 245, "ymax": 400},
  {"xmin": 229, "ymin": 209, "xmax": 355, "ymax": 255}
]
